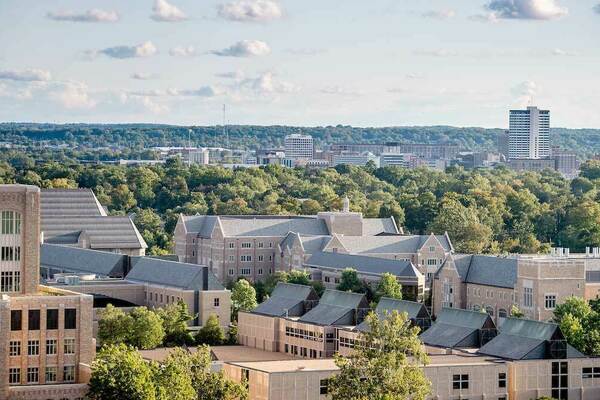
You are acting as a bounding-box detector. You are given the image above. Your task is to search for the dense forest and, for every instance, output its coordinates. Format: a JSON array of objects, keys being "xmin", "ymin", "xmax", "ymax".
[
  {"xmin": 1, "ymin": 149, "xmax": 600, "ymax": 256},
  {"xmin": 2, "ymin": 123, "xmax": 600, "ymax": 158}
]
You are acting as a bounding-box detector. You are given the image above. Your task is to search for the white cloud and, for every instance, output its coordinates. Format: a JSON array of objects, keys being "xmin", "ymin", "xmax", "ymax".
[
  {"xmin": 169, "ymin": 45, "xmax": 201, "ymax": 57},
  {"xmin": 320, "ymin": 86, "xmax": 363, "ymax": 97},
  {"xmin": 483, "ymin": 0, "xmax": 568, "ymax": 20},
  {"xmin": 421, "ymin": 9, "xmax": 456, "ymax": 19},
  {"xmin": 129, "ymin": 86, "xmax": 225, "ymax": 98},
  {"xmin": 151, "ymin": 0, "xmax": 187, "ymax": 22},
  {"xmin": 211, "ymin": 40, "xmax": 271, "ymax": 57},
  {"xmin": 0, "ymin": 69, "xmax": 52, "ymax": 82},
  {"xmin": 413, "ymin": 49, "xmax": 458, "ymax": 57},
  {"xmin": 141, "ymin": 97, "xmax": 169, "ymax": 113},
  {"xmin": 241, "ymin": 72, "xmax": 298, "ymax": 94},
  {"xmin": 406, "ymin": 73, "xmax": 425, "ymax": 79},
  {"xmin": 512, "ymin": 80, "xmax": 538, "ymax": 107},
  {"xmin": 99, "ymin": 41, "xmax": 157, "ymax": 59},
  {"xmin": 218, "ymin": 0, "xmax": 282, "ymax": 22},
  {"xmin": 53, "ymin": 82, "xmax": 96, "ymax": 109},
  {"xmin": 131, "ymin": 72, "xmax": 158, "ymax": 80},
  {"xmin": 552, "ymin": 48, "xmax": 578, "ymax": 56},
  {"xmin": 215, "ymin": 70, "xmax": 245, "ymax": 80},
  {"xmin": 47, "ymin": 8, "xmax": 119, "ymax": 22}
]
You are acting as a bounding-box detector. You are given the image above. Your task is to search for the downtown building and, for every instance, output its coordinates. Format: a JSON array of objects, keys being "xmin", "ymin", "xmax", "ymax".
[
  {"xmin": 284, "ymin": 134, "xmax": 314, "ymax": 160},
  {"xmin": 508, "ymin": 106, "xmax": 551, "ymax": 160},
  {"xmin": 0, "ymin": 185, "xmax": 94, "ymax": 400}
]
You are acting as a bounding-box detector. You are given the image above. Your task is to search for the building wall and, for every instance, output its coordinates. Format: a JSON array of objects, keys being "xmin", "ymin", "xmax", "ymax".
[
  {"xmin": 238, "ymin": 313, "xmax": 281, "ymax": 352},
  {"xmin": 465, "ymin": 283, "xmax": 515, "ymax": 325},
  {"xmin": 279, "ymin": 320, "xmax": 335, "ymax": 358}
]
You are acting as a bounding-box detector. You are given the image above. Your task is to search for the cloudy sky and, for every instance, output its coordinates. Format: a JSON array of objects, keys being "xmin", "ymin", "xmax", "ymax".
[{"xmin": 1, "ymin": 0, "xmax": 599, "ymax": 128}]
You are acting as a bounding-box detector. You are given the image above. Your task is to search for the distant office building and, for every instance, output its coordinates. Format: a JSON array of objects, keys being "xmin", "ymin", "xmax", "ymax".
[
  {"xmin": 380, "ymin": 153, "xmax": 424, "ymax": 168},
  {"xmin": 384, "ymin": 143, "xmax": 460, "ymax": 160},
  {"xmin": 256, "ymin": 149, "xmax": 286, "ymax": 166},
  {"xmin": 187, "ymin": 148, "xmax": 209, "ymax": 165},
  {"xmin": 284, "ymin": 134, "xmax": 314, "ymax": 160},
  {"xmin": 553, "ymin": 149, "xmax": 579, "ymax": 178},
  {"xmin": 497, "ymin": 130, "xmax": 509, "ymax": 159},
  {"xmin": 332, "ymin": 152, "xmax": 379, "ymax": 167},
  {"xmin": 508, "ymin": 158, "xmax": 555, "ymax": 172},
  {"xmin": 508, "ymin": 106, "xmax": 550, "ymax": 160},
  {"xmin": 330, "ymin": 143, "xmax": 385, "ymax": 155}
]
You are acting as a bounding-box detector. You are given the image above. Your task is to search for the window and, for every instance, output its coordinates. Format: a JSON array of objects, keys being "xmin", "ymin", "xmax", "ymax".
[
  {"xmin": 241, "ymin": 242, "xmax": 251, "ymax": 248},
  {"xmin": 320, "ymin": 379, "xmax": 329, "ymax": 395},
  {"xmin": 545, "ymin": 294, "xmax": 557, "ymax": 310},
  {"xmin": 269, "ymin": 255, "xmax": 272, "ymax": 261},
  {"xmin": 9, "ymin": 340, "xmax": 20, "ymax": 356},
  {"xmin": 498, "ymin": 372, "xmax": 506, "ymax": 388},
  {"xmin": 427, "ymin": 259, "xmax": 437, "ymax": 266},
  {"xmin": 11, "ymin": 310, "xmax": 22, "ymax": 331},
  {"xmin": 523, "ymin": 287, "xmax": 533, "ymax": 308},
  {"xmin": 258, "ymin": 242, "xmax": 264, "ymax": 248},
  {"xmin": 63, "ymin": 365, "xmax": 76, "ymax": 382},
  {"xmin": 258, "ymin": 255, "xmax": 264, "ymax": 262},
  {"xmin": 240, "ymin": 268, "xmax": 251, "ymax": 275},
  {"xmin": 28, "ymin": 340, "xmax": 40, "ymax": 356},
  {"xmin": 27, "ymin": 367, "xmax": 39, "ymax": 383},
  {"xmin": 228, "ymin": 242, "xmax": 235, "ymax": 248},
  {"xmin": 9, "ymin": 368, "xmax": 20, "ymax": 384},
  {"xmin": 429, "ymin": 246, "xmax": 435, "ymax": 252},
  {"xmin": 45, "ymin": 366, "xmax": 57, "ymax": 383},
  {"xmin": 64, "ymin": 338, "xmax": 76, "ymax": 355},
  {"xmin": 453, "ymin": 374, "xmax": 469, "ymax": 390},
  {"xmin": 228, "ymin": 255, "xmax": 235, "ymax": 262},
  {"xmin": 46, "ymin": 339, "xmax": 57, "ymax": 355},
  {"xmin": 47, "ymin": 309, "xmax": 59, "ymax": 330},
  {"xmin": 582, "ymin": 367, "xmax": 600, "ymax": 379},
  {"xmin": 160, "ymin": 294, "xmax": 163, "ymax": 303},
  {"xmin": 269, "ymin": 242, "xmax": 273, "ymax": 248},
  {"xmin": 64, "ymin": 308, "xmax": 77, "ymax": 329},
  {"xmin": 214, "ymin": 298, "xmax": 220, "ymax": 307},
  {"xmin": 324, "ymin": 276, "xmax": 330, "ymax": 283},
  {"xmin": 228, "ymin": 268, "xmax": 234, "ymax": 276},
  {"xmin": 1, "ymin": 211, "xmax": 21, "ymax": 234},
  {"xmin": 1, "ymin": 270, "xmax": 20, "ymax": 292},
  {"xmin": 240, "ymin": 255, "xmax": 252, "ymax": 262},
  {"xmin": 334, "ymin": 277, "xmax": 340, "ymax": 284},
  {"xmin": 258, "ymin": 268, "xmax": 263, "ymax": 275},
  {"xmin": 28, "ymin": 309, "xmax": 40, "ymax": 330},
  {"xmin": 552, "ymin": 361, "xmax": 568, "ymax": 400}
]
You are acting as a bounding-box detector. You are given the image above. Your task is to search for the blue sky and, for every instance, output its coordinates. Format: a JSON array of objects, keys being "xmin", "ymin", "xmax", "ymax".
[{"xmin": 1, "ymin": 0, "xmax": 599, "ymax": 128}]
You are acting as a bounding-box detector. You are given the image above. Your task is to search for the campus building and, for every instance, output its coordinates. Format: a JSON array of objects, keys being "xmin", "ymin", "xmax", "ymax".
[
  {"xmin": 232, "ymin": 285, "xmax": 600, "ymax": 400},
  {"xmin": 0, "ymin": 185, "xmax": 95, "ymax": 400}
]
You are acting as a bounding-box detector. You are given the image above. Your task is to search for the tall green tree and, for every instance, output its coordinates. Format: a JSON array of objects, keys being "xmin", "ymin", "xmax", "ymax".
[
  {"xmin": 129, "ymin": 307, "xmax": 166, "ymax": 350},
  {"xmin": 374, "ymin": 273, "xmax": 403, "ymax": 302},
  {"xmin": 97, "ymin": 304, "xmax": 134, "ymax": 346},
  {"xmin": 231, "ymin": 279, "xmax": 258, "ymax": 320},
  {"xmin": 157, "ymin": 301, "xmax": 195, "ymax": 346},
  {"xmin": 337, "ymin": 268, "xmax": 363, "ymax": 293},
  {"xmin": 196, "ymin": 314, "xmax": 226, "ymax": 346},
  {"xmin": 328, "ymin": 311, "xmax": 430, "ymax": 400}
]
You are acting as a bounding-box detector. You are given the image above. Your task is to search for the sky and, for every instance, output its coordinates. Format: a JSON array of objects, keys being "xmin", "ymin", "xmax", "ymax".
[{"xmin": 0, "ymin": 0, "xmax": 599, "ymax": 128}]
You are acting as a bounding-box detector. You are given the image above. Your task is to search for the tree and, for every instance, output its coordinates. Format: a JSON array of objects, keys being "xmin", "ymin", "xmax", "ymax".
[
  {"xmin": 374, "ymin": 273, "xmax": 403, "ymax": 302},
  {"xmin": 510, "ymin": 305, "xmax": 525, "ymax": 318},
  {"xmin": 129, "ymin": 307, "xmax": 166, "ymax": 350},
  {"xmin": 231, "ymin": 279, "xmax": 258, "ymax": 320},
  {"xmin": 337, "ymin": 268, "xmax": 362, "ymax": 293},
  {"xmin": 287, "ymin": 270, "xmax": 311, "ymax": 285},
  {"xmin": 88, "ymin": 344, "xmax": 157, "ymax": 400},
  {"xmin": 157, "ymin": 301, "xmax": 195, "ymax": 346},
  {"xmin": 328, "ymin": 311, "xmax": 430, "ymax": 400},
  {"xmin": 553, "ymin": 296, "xmax": 600, "ymax": 355},
  {"xmin": 97, "ymin": 304, "xmax": 134, "ymax": 346},
  {"xmin": 155, "ymin": 349, "xmax": 196, "ymax": 400},
  {"xmin": 196, "ymin": 314, "xmax": 226, "ymax": 346}
]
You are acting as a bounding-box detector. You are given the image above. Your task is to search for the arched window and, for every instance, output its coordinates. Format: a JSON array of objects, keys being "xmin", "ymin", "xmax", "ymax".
[
  {"xmin": 498, "ymin": 309, "xmax": 508, "ymax": 318},
  {"xmin": 1, "ymin": 211, "xmax": 21, "ymax": 235},
  {"xmin": 485, "ymin": 306, "xmax": 494, "ymax": 316}
]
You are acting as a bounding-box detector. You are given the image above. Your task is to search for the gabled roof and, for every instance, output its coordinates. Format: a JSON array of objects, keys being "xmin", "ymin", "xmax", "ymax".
[
  {"xmin": 40, "ymin": 243, "xmax": 127, "ymax": 277},
  {"xmin": 305, "ymin": 251, "xmax": 421, "ymax": 278},
  {"xmin": 355, "ymin": 298, "xmax": 429, "ymax": 332},
  {"xmin": 253, "ymin": 283, "xmax": 318, "ymax": 317},
  {"xmin": 419, "ymin": 308, "xmax": 496, "ymax": 349},
  {"xmin": 334, "ymin": 234, "xmax": 451, "ymax": 255},
  {"xmin": 437, "ymin": 254, "xmax": 518, "ymax": 289},
  {"xmin": 42, "ymin": 215, "xmax": 147, "ymax": 250},
  {"xmin": 126, "ymin": 257, "xmax": 224, "ymax": 291},
  {"xmin": 41, "ymin": 188, "xmax": 106, "ymax": 217},
  {"xmin": 182, "ymin": 215, "xmax": 330, "ymax": 237},
  {"xmin": 298, "ymin": 289, "xmax": 368, "ymax": 326}
]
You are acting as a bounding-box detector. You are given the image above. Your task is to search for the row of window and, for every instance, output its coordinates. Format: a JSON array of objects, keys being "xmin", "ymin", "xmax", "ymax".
[
  {"xmin": 582, "ymin": 367, "xmax": 600, "ymax": 379},
  {"xmin": 8, "ymin": 365, "xmax": 75, "ymax": 385},
  {"xmin": 11, "ymin": 308, "xmax": 77, "ymax": 331},
  {"xmin": 0, "ymin": 270, "xmax": 20, "ymax": 292},
  {"xmin": 324, "ymin": 276, "xmax": 340, "ymax": 284},
  {"xmin": 283, "ymin": 343, "xmax": 321, "ymax": 358},
  {"xmin": 228, "ymin": 268, "xmax": 273, "ymax": 276},
  {"xmin": 452, "ymin": 373, "xmax": 506, "ymax": 390},
  {"xmin": 469, "ymin": 287, "xmax": 512, "ymax": 301},
  {"xmin": 1, "ymin": 210, "xmax": 21, "ymax": 235},
  {"xmin": 228, "ymin": 242, "xmax": 274, "ymax": 249},
  {"xmin": 9, "ymin": 338, "xmax": 76, "ymax": 356},
  {"xmin": 285, "ymin": 326, "xmax": 324, "ymax": 341},
  {"xmin": 147, "ymin": 291, "xmax": 183, "ymax": 305},
  {"xmin": 1, "ymin": 245, "xmax": 21, "ymax": 262},
  {"xmin": 228, "ymin": 254, "xmax": 273, "ymax": 262}
]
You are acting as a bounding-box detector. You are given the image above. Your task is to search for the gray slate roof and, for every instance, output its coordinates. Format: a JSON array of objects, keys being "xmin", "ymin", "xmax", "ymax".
[
  {"xmin": 362, "ymin": 217, "xmax": 400, "ymax": 235},
  {"xmin": 439, "ymin": 254, "xmax": 518, "ymax": 289},
  {"xmin": 183, "ymin": 215, "xmax": 329, "ymax": 237},
  {"xmin": 355, "ymin": 298, "xmax": 429, "ymax": 332},
  {"xmin": 41, "ymin": 188, "xmax": 106, "ymax": 217},
  {"xmin": 298, "ymin": 289, "xmax": 368, "ymax": 326},
  {"xmin": 305, "ymin": 251, "xmax": 421, "ymax": 278},
  {"xmin": 419, "ymin": 308, "xmax": 495, "ymax": 348},
  {"xmin": 126, "ymin": 257, "xmax": 224, "ymax": 291},
  {"xmin": 40, "ymin": 243, "xmax": 127, "ymax": 277},
  {"xmin": 336, "ymin": 234, "xmax": 451, "ymax": 255},
  {"xmin": 253, "ymin": 283, "xmax": 317, "ymax": 317},
  {"xmin": 42, "ymin": 215, "xmax": 147, "ymax": 250}
]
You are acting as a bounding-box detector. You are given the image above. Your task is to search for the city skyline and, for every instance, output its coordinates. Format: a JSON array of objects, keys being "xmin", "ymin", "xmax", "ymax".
[{"xmin": 1, "ymin": 0, "xmax": 600, "ymax": 128}]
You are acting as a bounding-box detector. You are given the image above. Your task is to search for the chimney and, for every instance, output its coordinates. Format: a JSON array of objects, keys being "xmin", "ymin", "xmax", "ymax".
[{"xmin": 202, "ymin": 266, "xmax": 209, "ymax": 291}]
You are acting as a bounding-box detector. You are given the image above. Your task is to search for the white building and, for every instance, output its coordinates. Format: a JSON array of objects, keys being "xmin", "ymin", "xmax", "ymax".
[
  {"xmin": 380, "ymin": 153, "xmax": 423, "ymax": 168},
  {"xmin": 332, "ymin": 152, "xmax": 379, "ymax": 167},
  {"xmin": 508, "ymin": 106, "xmax": 550, "ymax": 160},
  {"xmin": 284, "ymin": 134, "xmax": 314, "ymax": 160}
]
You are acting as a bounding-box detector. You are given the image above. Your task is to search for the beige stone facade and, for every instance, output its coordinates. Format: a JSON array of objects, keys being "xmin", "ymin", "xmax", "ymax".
[{"xmin": 0, "ymin": 185, "xmax": 95, "ymax": 400}]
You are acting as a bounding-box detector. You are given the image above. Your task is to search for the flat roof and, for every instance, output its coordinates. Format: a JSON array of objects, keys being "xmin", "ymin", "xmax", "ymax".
[
  {"xmin": 227, "ymin": 359, "xmax": 339, "ymax": 373},
  {"xmin": 139, "ymin": 345, "xmax": 298, "ymax": 364}
]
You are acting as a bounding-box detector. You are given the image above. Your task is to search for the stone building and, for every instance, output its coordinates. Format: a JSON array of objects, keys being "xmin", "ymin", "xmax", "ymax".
[{"xmin": 0, "ymin": 184, "xmax": 94, "ymax": 400}]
